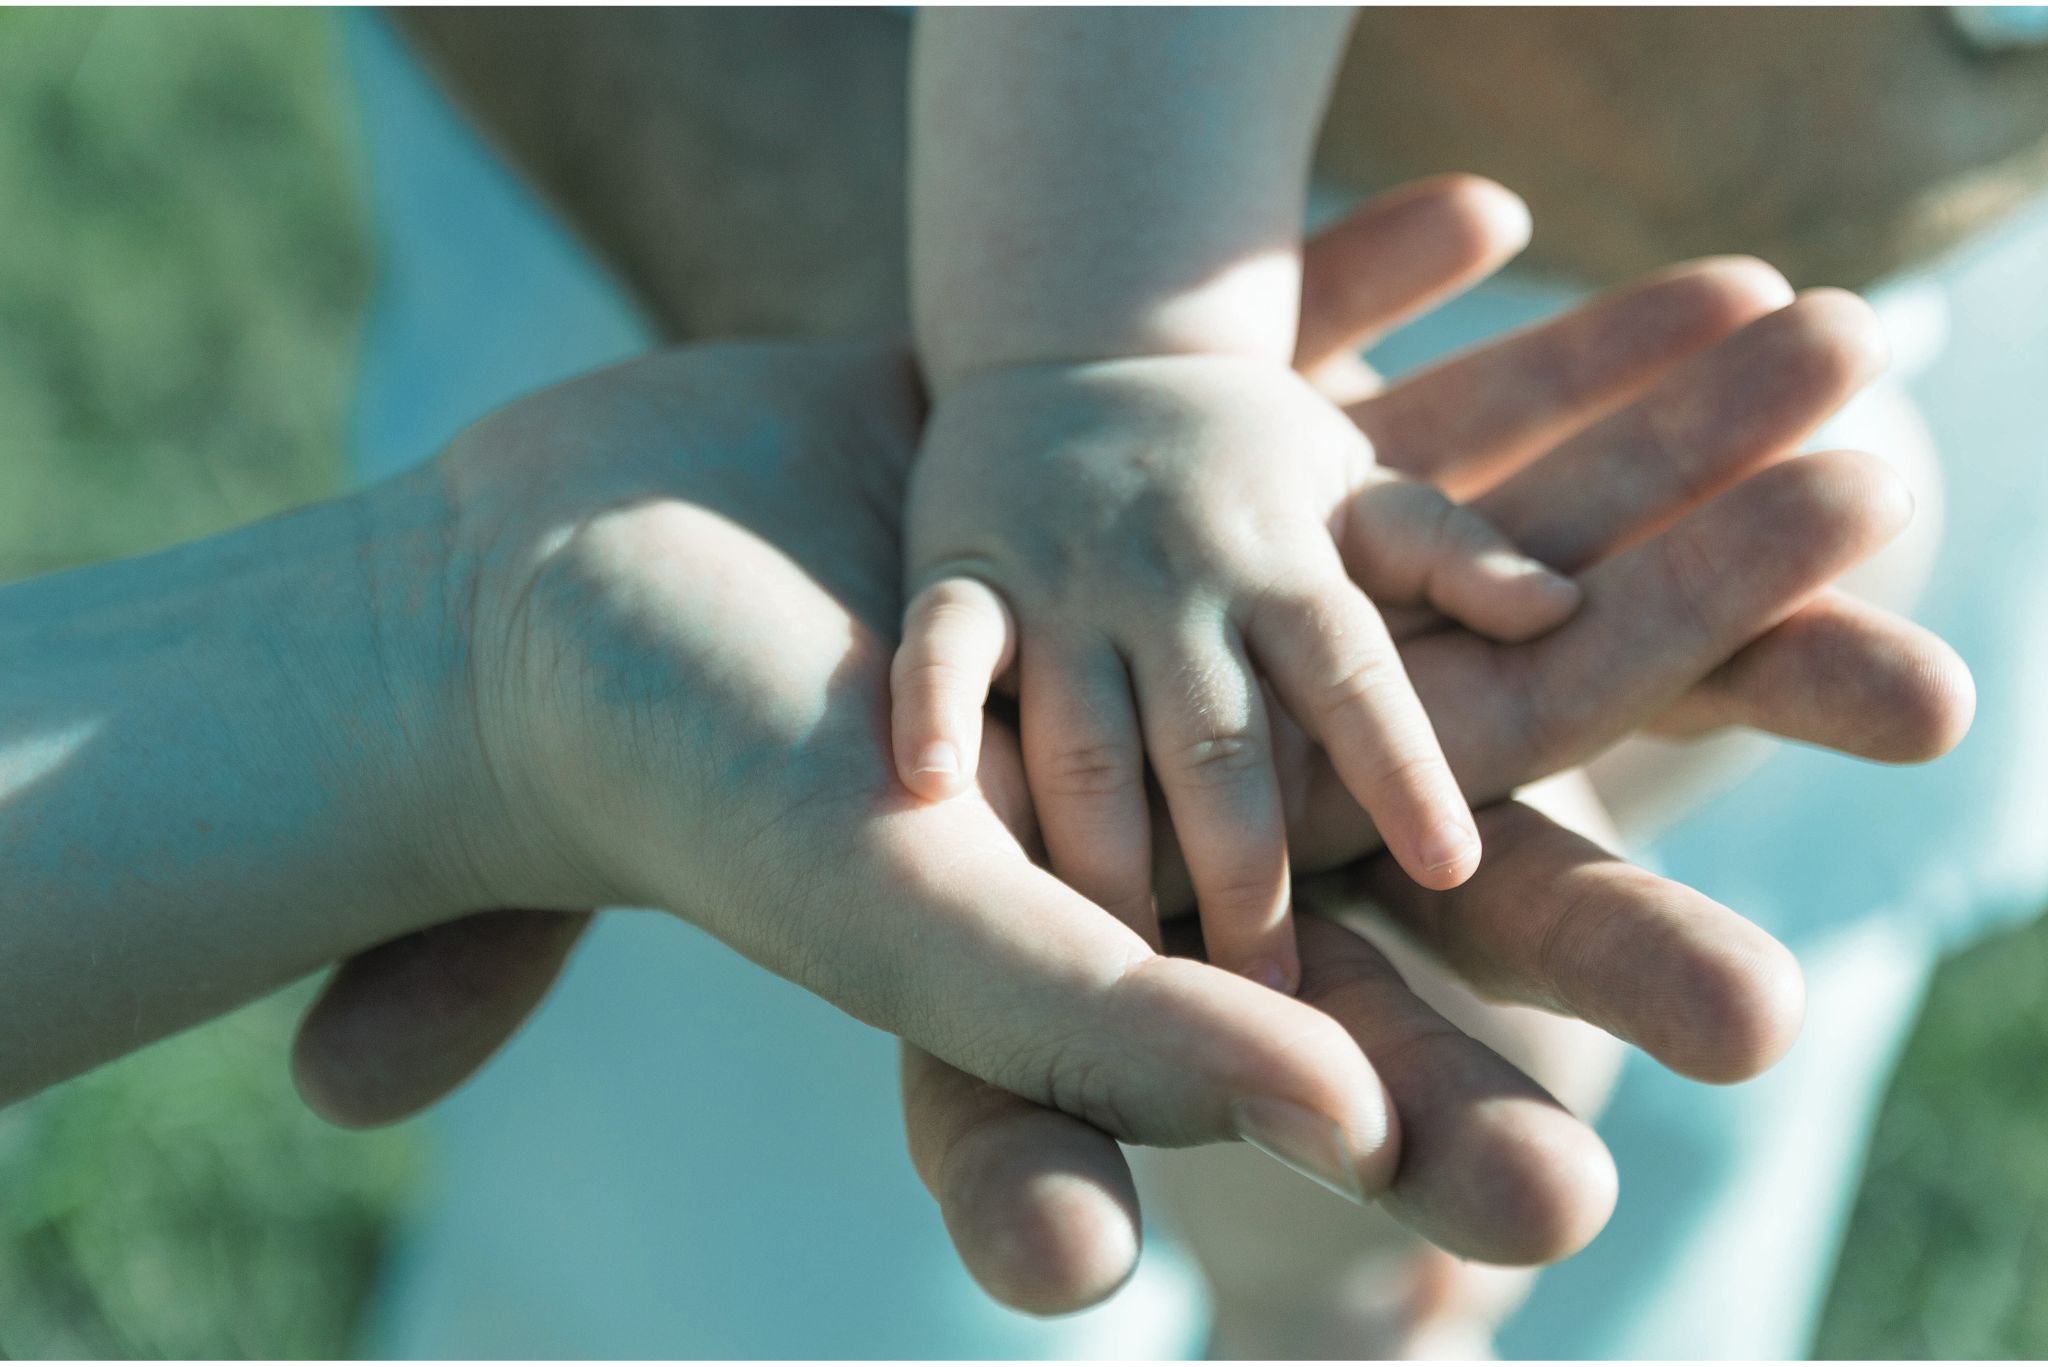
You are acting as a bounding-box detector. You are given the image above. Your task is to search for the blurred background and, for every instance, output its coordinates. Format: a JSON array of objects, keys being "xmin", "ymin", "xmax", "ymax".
[{"xmin": 0, "ymin": 7, "xmax": 2044, "ymax": 1358}]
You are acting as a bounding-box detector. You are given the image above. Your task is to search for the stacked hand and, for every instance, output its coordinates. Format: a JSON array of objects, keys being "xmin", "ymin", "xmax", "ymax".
[
  {"xmin": 895, "ymin": 352, "xmax": 1582, "ymax": 992},
  {"xmin": 289, "ymin": 178, "xmax": 1971, "ymax": 1312}
]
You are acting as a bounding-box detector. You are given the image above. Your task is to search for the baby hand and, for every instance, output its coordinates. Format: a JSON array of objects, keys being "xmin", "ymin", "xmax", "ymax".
[{"xmin": 892, "ymin": 356, "xmax": 1578, "ymax": 989}]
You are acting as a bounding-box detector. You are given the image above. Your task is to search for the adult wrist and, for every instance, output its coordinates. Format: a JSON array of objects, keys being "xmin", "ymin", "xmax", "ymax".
[
  {"xmin": 0, "ymin": 469, "xmax": 483, "ymax": 1100},
  {"xmin": 327, "ymin": 462, "xmax": 505, "ymax": 936}
]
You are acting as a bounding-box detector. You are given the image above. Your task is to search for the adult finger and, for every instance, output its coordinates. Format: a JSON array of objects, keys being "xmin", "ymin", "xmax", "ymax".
[
  {"xmin": 1474, "ymin": 289, "xmax": 1890, "ymax": 571},
  {"xmin": 719, "ymin": 787, "xmax": 1398, "ymax": 1194},
  {"xmin": 900, "ymin": 901, "xmax": 1628, "ymax": 1301},
  {"xmin": 900, "ymin": 1042, "xmax": 1142, "ymax": 1315},
  {"xmin": 1388, "ymin": 448, "xmax": 1917, "ymax": 808},
  {"xmin": 1647, "ymin": 589, "xmax": 1975, "ymax": 761},
  {"xmin": 1286, "ymin": 915, "xmax": 1619, "ymax": 1264},
  {"xmin": 292, "ymin": 908, "xmax": 594, "ymax": 1128},
  {"xmin": 1488, "ymin": 449, "xmax": 1916, "ymax": 782},
  {"xmin": 1356, "ymin": 257, "xmax": 1794, "ymax": 496},
  {"xmin": 1282, "ymin": 448, "xmax": 1916, "ymax": 869},
  {"xmin": 1320, "ymin": 799, "xmax": 1804, "ymax": 1086},
  {"xmin": 1295, "ymin": 174, "xmax": 1533, "ymax": 373}
]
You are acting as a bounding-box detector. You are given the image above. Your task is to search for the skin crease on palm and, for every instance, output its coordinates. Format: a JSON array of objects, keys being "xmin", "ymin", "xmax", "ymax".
[{"xmin": 277, "ymin": 174, "xmax": 1979, "ymax": 1332}]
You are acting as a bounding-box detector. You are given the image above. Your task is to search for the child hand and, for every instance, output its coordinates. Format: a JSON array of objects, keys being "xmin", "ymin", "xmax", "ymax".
[{"xmin": 892, "ymin": 355, "xmax": 1578, "ymax": 989}]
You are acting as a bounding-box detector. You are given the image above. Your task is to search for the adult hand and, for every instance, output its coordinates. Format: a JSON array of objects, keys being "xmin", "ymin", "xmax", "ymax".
[
  {"xmin": 308, "ymin": 339, "xmax": 1416, "ymax": 1189},
  {"xmin": 290, "ymin": 180, "xmax": 1972, "ymax": 1307},
  {"xmin": 889, "ymin": 184, "xmax": 1973, "ymax": 1311}
]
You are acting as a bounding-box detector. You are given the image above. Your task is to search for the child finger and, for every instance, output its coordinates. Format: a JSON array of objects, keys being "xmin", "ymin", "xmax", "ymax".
[
  {"xmin": 1344, "ymin": 478, "xmax": 1580, "ymax": 643},
  {"xmin": 892, "ymin": 576, "xmax": 1018, "ymax": 799},
  {"xmin": 1021, "ymin": 640, "xmax": 1157, "ymax": 943},
  {"xmin": 1132, "ymin": 627, "xmax": 1298, "ymax": 993},
  {"xmin": 1247, "ymin": 576, "xmax": 1479, "ymax": 891}
]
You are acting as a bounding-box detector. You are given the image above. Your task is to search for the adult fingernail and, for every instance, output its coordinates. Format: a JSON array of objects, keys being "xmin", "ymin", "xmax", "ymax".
[
  {"xmin": 1229, "ymin": 1097, "xmax": 1369, "ymax": 1206},
  {"xmin": 913, "ymin": 742, "xmax": 961, "ymax": 780}
]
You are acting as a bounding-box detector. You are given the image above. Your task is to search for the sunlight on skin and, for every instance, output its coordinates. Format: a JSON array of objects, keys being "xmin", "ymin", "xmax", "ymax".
[{"xmin": 0, "ymin": 718, "xmax": 102, "ymax": 796}]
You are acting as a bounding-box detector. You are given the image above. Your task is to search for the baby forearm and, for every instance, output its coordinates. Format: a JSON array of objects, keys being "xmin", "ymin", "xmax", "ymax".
[
  {"xmin": 910, "ymin": 7, "xmax": 1354, "ymax": 393},
  {"xmin": 0, "ymin": 468, "xmax": 470, "ymax": 1105}
]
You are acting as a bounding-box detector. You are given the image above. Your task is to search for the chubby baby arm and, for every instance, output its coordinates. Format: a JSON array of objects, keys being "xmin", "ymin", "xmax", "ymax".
[{"xmin": 903, "ymin": 9, "xmax": 1573, "ymax": 988}]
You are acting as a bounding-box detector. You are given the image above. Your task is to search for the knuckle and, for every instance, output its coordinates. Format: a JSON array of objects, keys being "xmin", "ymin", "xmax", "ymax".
[
  {"xmin": 1411, "ymin": 483, "xmax": 1463, "ymax": 553},
  {"xmin": 907, "ymin": 579, "xmax": 1009, "ymax": 653},
  {"xmin": 1655, "ymin": 517, "xmax": 1727, "ymax": 648},
  {"xmin": 1443, "ymin": 503, "xmax": 1507, "ymax": 558},
  {"xmin": 892, "ymin": 655, "xmax": 979, "ymax": 699},
  {"xmin": 1316, "ymin": 651, "xmax": 1405, "ymax": 729},
  {"xmin": 1362, "ymin": 748, "xmax": 1446, "ymax": 805},
  {"xmin": 919, "ymin": 586, "xmax": 994, "ymax": 631},
  {"xmin": 915, "ymin": 577, "xmax": 994, "ymax": 615},
  {"xmin": 1534, "ymin": 876, "xmax": 1629, "ymax": 1009},
  {"xmin": 1033, "ymin": 1033, "xmax": 1140, "ymax": 1141},
  {"xmin": 1635, "ymin": 388, "xmax": 1715, "ymax": 504},
  {"xmin": 1198, "ymin": 866, "xmax": 1285, "ymax": 918},
  {"xmin": 1502, "ymin": 650, "xmax": 1583, "ymax": 777},
  {"xmin": 1171, "ymin": 730, "xmax": 1266, "ymax": 784},
  {"xmin": 1039, "ymin": 740, "xmax": 1139, "ymax": 797},
  {"xmin": 1353, "ymin": 484, "xmax": 1459, "ymax": 601}
]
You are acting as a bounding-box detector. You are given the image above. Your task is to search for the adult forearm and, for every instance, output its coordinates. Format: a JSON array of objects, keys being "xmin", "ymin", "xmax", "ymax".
[
  {"xmin": 0, "ymin": 467, "xmax": 469, "ymax": 1104},
  {"xmin": 395, "ymin": 7, "xmax": 914, "ymax": 340},
  {"xmin": 910, "ymin": 7, "xmax": 1354, "ymax": 390}
]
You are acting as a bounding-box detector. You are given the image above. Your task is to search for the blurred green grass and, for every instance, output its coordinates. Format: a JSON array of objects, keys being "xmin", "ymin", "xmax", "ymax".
[
  {"xmin": 1814, "ymin": 919, "xmax": 2048, "ymax": 1359},
  {"xmin": 0, "ymin": 7, "xmax": 2042, "ymax": 1359},
  {"xmin": 0, "ymin": 9, "xmax": 411, "ymax": 1357}
]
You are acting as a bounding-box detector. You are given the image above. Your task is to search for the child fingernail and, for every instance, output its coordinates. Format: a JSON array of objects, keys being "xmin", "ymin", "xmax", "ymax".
[
  {"xmin": 912, "ymin": 742, "xmax": 961, "ymax": 780},
  {"xmin": 1531, "ymin": 564, "xmax": 1581, "ymax": 602},
  {"xmin": 1229, "ymin": 1097, "xmax": 1370, "ymax": 1206},
  {"xmin": 1419, "ymin": 823, "xmax": 1480, "ymax": 878},
  {"xmin": 1482, "ymin": 548, "xmax": 1576, "ymax": 596}
]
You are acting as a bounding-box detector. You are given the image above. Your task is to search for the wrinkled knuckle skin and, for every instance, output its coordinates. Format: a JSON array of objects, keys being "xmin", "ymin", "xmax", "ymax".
[
  {"xmin": 1033, "ymin": 1035, "xmax": 1141, "ymax": 1143},
  {"xmin": 1196, "ymin": 868, "xmax": 1287, "ymax": 921},
  {"xmin": 1317, "ymin": 653, "xmax": 1403, "ymax": 729},
  {"xmin": 1039, "ymin": 741, "xmax": 1139, "ymax": 798},
  {"xmin": 916, "ymin": 579, "xmax": 999, "ymax": 627},
  {"xmin": 1655, "ymin": 515, "xmax": 1729, "ymax": 651},
  {"xmin": 1172, "ymin": 731, "xmax": 1266, "ymax": 786},
  {"xmin": 893, "ymin": 655, "xmax": 978, "ymax": 698},
  {"xmin": 1362, "ymin": 749, "xmax": 1444, "ymax": 806}
]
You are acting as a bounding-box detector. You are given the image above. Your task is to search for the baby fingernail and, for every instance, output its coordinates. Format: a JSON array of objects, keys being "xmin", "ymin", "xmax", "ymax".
[
  {"xmin": 1530, "ymin": 562, "xmax": 1579, "ymax": 596},
  {"xmin": 1483, "ymin": 549, "xmax": 1577, "ymax": 596},
  {"xmin": 1229, "ymin": 1097, "xmax": 1369, "ymax": 1206},
  {"xmin": 912, "ymin": 742, "xmax": 961, "ymax": 780}
]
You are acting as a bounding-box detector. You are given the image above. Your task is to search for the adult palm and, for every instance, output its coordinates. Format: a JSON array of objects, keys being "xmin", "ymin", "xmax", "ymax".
[{"xmin": 290, "ymin": 179, "xmax": 1969, "ymax": 1310}]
